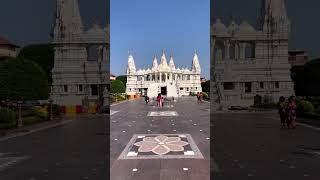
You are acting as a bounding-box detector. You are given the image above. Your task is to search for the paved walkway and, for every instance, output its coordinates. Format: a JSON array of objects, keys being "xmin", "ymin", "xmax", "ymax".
[
  {"xmin": 0, "ymin": 115, "xmax": 108, "ymax": 180},
  {"xmin": 110, "ymin": 97, "xmax": 210, "ymax": 180},
  {"xmin": 213, "ymin": 112, "xmax": 320, "ymax": 180}
]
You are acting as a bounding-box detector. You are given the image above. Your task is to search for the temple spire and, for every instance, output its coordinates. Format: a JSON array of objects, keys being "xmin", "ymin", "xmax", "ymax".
[
  {"xmin": 160, "ymin": 49, "xmax": 168, "ymax": 67},
  {"xmin": 53, "ymin": 0, "xmax": 83, "ymax": 40},
  {"xmin": 192, "ymin": 52, "xmax": 201, "ymax": 73},
  {"xmin": 169, "ymin": 55, "xmax": 175, "ymax": 70},
  {"xmin": 152, "ymin": 55, "xmax": 158, "ymax": 69},
  {"xmin": 127, "ymin": 53, "xmax": 136, "ymax": 74},
  {"xmin": 260, "ymin": 0, "xmax": 290, "ymax": 33}
]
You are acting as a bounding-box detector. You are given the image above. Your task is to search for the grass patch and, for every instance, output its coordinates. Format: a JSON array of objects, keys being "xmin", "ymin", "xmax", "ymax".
[
  {"xmin": 23, "ymin": 116, "xmax": 45, "ymax": 126},
  {"xmin": 0, "ymin": 122, "xmax": 16, "ymax": 129}
]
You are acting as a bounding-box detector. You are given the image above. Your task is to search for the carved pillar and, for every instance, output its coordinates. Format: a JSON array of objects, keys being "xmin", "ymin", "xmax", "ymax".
[
  {"xmin": 165, "ymin": 73, "xmax": 168, "ymax": 82},
  {"xmin": 240, "ymin": 43, "xmax": 246, "ymax": 59},
  {"xmin": 225, "ymin": 40, "xmax": 230, "ymax": 59}
]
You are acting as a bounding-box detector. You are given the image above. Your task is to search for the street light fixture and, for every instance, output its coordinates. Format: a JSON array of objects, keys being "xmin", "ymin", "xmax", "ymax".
[{"xmin": 17, "ymin": 100, "xmax": 23, "ymax": 128}]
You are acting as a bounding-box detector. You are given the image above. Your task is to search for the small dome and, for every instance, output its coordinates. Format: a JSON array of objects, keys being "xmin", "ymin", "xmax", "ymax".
[
  {"xmin": 213, "ymin": 19, "xmax": 229, "ymax": 37},
  {"xmin": 86, "ymin": 24, "xmax": 105, "ymax": 36},
  {"xmin": 238, "ymin": 21, "xmax": 256, "ymax": 34}
]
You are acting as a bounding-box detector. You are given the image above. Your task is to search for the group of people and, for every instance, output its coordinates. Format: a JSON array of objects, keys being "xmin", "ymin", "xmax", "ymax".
[
  {"xmin": 197, "ymin": 92, "xmax": 204, "ymax": 103},
  {"xmin": 144, "ymin": 94, "xmax": 165, "ymax": 107},
  {"xmin": 277, "ymin": 96, "xmax": 297, "ymax": 129}
]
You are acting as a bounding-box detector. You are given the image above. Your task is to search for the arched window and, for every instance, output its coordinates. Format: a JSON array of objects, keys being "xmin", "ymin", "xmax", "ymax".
[
  {"xmin": 229, "ymin": 42, "xmax": 236, "ymax": 59},
  {"xmin": 162, "ymin": 74, "xmax": 166, "ymax": 82},
  {"xmin": 245, "ymin": 42, "xmax": 255, "ymax": 59},
  {"xmin": 214, "ymin": 40, "xmax": 226, "ymax": 61}
]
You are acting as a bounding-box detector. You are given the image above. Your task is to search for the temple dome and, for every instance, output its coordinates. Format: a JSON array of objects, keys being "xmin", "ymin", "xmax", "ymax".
[
  {"xmin": 238, "ymin": 21, "xmax": 256, "ymax": 34},
  {"xmin": 86, "ymin": 24, "xmax": 105, "ymax": 36},
  {"xmin": 213, "ymin": 19, "xmax": 229, "ymax": 37},
  {"xmin": 227, "ymin": 20, "xmax": 239, "ymax": 34}
]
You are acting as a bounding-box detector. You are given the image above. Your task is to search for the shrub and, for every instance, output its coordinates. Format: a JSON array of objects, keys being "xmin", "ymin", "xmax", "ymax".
[
  {"xmin": 31, "ymin": 106, "xmax": 48, "ymax": 120},
  {"xmin": 52, "ymin": 104, "xmax": 61, "ymax": 117},
  {"xmin": 117, "ymin": 95, "xmax": 126, "ymax": 101},
  {"xmin": 23, "ymin": 116, "xmax": 42, "ymax": 125},
  {"xmin": 0, "ymin": 57, "xmax": 49, "ymax": 100},
  {"xmin": 111, "ymin": 94, "xmax": 126, "ymax": 103},
  {"xmin": 201, "ymin": 80, "xmax": 210, "ymax": 93},
  {"xmin": 297, "ymin": 100, "xmax": 315, "ymax": 113},
  {"xmin": 202, "ymin": 92, "xmax": 209, "ymax": 99},
  {"xmin": 110, "ymin": 80, "xmax": 125, "ymax": 93},
  {"xmin": 0, "ymin": 108, "xmax": 16, "ymax": 128},
  {"xmin": 190, "ymin": 92, "xmax": 196, "ymax": 96}
]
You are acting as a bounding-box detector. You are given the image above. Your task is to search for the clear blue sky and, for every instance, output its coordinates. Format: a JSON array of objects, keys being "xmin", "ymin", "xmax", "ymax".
[{"xmin": 110, "ymin": 0, "xmax": 210, "ymax": 78}]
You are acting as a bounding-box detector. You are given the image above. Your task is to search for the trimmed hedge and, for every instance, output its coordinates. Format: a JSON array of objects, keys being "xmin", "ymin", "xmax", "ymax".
[
  {"xmin": 111, "ymin": 94, "xmax": 126, "ymax": 103},
  {"xmin": 23, "ymin": 116, "xmax": 43, "ymax": 125},
  {"xmin": 31, "ymin": 106, "xmax": 48, "ymax": 120},
  {"xmin": 297, "ymin": 100, "xmax": 314, "ymax": 113},
  {"xmin": 0, "ymin": 108, "xmax": 16, "ymax": 129},
  {"xmin": 202, "ymin": 92, "xmax": 209, "ymax": 99}
]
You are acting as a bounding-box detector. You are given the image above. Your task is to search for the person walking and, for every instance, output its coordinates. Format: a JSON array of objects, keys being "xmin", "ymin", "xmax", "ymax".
[
  {"xmin": 197, "ymin": 92, "xmax": 200, "ymax": 103},
  {"xmin": 286, "ymin": 96, "xmax": 297, "ymax": 129},
  {"xmin": 161, "ymin": 95, "xmax": 164, "ymax": 107},
  {"xmin": 198, "ymin": 92, "xmax": 203, "ymax": 103},
  {"xmin": 145, "ymin": 95, "xmax": 149, "ymax": 104},
  {"xmin": 277, "ymin": 96, "xmax": 286, "ymax": 128},
  {"xmin": 157, "ymin": 94, "xmax": 162, "ymax": 107}
]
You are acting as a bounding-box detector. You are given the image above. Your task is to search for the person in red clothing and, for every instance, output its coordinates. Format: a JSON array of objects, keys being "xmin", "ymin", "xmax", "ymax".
[
  {"xmin": 286, "ymin": 96, "xmax": 297, "ymax": 129},
  {"xmin": 157, "ymin": 94, "xmax": 162, "ymax": 107}
]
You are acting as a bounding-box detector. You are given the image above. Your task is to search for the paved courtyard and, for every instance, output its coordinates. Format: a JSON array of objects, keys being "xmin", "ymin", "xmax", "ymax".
[
  {"xmin": 212, "ymin": 112, "xmax": 320, "ymax": 180},
  {"xmin": 0, "ymin": 115, "xmax": 108, "ymax": 180},
  {"xmin": 110, "ymin": 97, "xmax": 210, "ymax": 180}
]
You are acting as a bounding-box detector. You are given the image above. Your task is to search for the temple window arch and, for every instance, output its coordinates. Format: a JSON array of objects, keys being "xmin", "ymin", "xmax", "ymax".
[
  {"xmin": 162, "ymin": 74, "xmax": 166, "ymax": 82},
  {"xmin": 214, "ymin": 39, "xmax": 226, "ymax": 61},
  {"xmin": 245, "ymin": 42, "xmax": 256, "ymax": 59},
  {"xmin": 229, "ymin": 42, "xmax": 236, "ymax": 59}
]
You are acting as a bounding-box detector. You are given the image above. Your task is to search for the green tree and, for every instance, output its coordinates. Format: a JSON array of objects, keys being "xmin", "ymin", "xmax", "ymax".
[
  {"xmin": 295, "ymin": 58, "xmax": 320, "ymax": 96},
  {"xmin": 0, "ymin": 57, "xmax": 49, "ymax": 100},
  {"xmin": 201, "ymin": 80, "xmax": 210, "ymax": 92},
  {"xmin": 110, "ymin": 80, "xmax": 125, "ymax": 93},
  {"xmin": 116, "ymin": 75, "xmax": 127, "ymax": 87},
  {"xmin": 18, "ymin": 44, "xmax": 54, "ymax": 83}
]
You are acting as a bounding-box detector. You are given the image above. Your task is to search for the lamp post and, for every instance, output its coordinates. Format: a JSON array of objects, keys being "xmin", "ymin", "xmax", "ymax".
[
  {"xmin": 17, "ymin": 100, "xmax": 23, "ymax": 128},
  {"xmin": 49, "ymin": 99, "xmax": 53, "ymax": 121}
]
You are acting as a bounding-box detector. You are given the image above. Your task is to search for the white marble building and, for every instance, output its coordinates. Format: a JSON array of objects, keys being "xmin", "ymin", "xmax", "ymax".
[
  {"xmin": 211, "ymin": 0, "xmax": 295, "ymax": 109},
  {"xmin": 126, "ymin": 50, "xmax": 202, "ymax": 98},
  {"xmin": 50, "ymin": 0, "xmax": 109, "ymax": 106}
]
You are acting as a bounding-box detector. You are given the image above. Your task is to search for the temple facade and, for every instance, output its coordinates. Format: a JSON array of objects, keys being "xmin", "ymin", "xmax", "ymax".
[
  {"xmin": 126, "ymin": 50, "xmax": 202, "ymax": 98},
  {"xmin": 50, "ymin": 0, "xmax": 110, "ymax": 107},
  {"xmin": 211, "ymin": 0, "xmax": 294, "ymax": 109}
]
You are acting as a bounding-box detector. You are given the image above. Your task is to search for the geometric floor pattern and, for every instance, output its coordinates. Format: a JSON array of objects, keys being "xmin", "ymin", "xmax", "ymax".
[
  {"xmin": 147, "ymin": 111, "xmax": 178, "ymax": 117},
  {"xmin": 118, "ymin": 134, "xmax": 203, "ymax": 159},
  {"xmin": 110, "ymin": 110, "xmax": 119, "ymax": 116}
]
